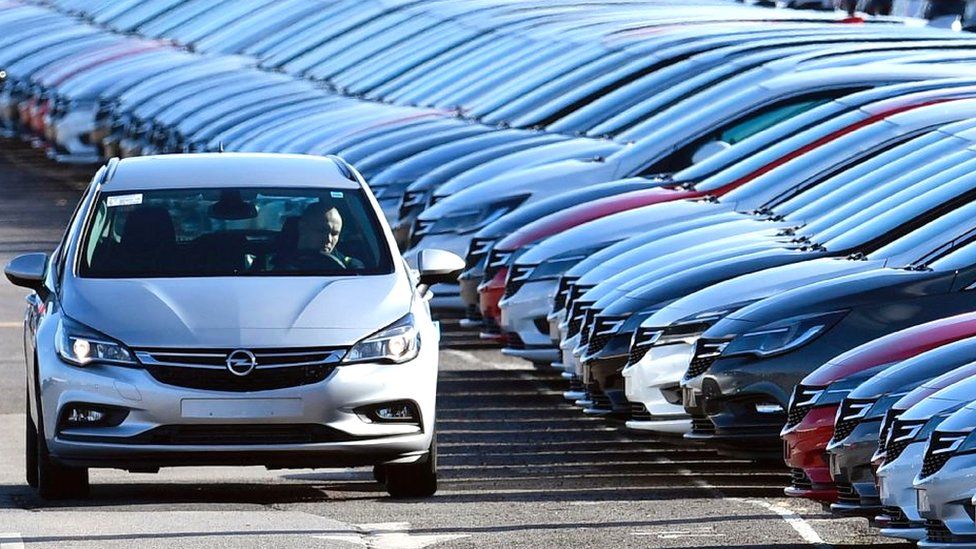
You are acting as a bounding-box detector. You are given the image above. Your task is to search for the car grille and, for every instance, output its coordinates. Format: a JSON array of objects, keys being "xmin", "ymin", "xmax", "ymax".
[
  {"xmin": 691, "ymin": 415, "xmax": 716, "ymax": 436},
  {"xmin": 920, "ymin": 431, "xmax": 968, "ymax": 478},
  {"xmin": 884, "ymin": 418, "xmax": 925, "ymax": 465},
  {"xmin": 553, "ymin": 276, "xmax": 579, "ymax": 312},
  {"xmin": 833, "ymin": 398, "xmax": 876, "ymax": 442},
  {"xmin": 465, "ymin": 237, "xmax": 494, "ymax": 270},
  {"xmin": 926, "ymin": 520, "xmax": 955, "ymax": 543},
  {"xmin": 136, "ymin": 347, "xmax": 343, "ymax": 392},
  {"xmin": 785, "ymin": 385, "xmax": 826, "ymax": 429},
  {"xmin": 567, "ymin": 375, "xmax": 585, "ymax": 393},
  {"xmin": 128, "ymin": 424, "xmax": 352, "ymax": 445},
  {"xmin": 627, "ymin": 326, "xmax": 662, "ymax": 365},
  {"xmin": 790, "ymin": 467, "xmax": 813, "ymax": 490},
  {"xmin": 683, "ymin": 339, "xmax": 728, "ymax": 380},
  {"xmin": 409, "ymin": 218, "xmax": 435, "ymax": 247},
  {"xmin": 567, "ymin": 300, "xmax": 595, "ymax": 338},
  {"xmin": 630, "ymin": 402, "xmax": 653, "ymax": 421},
  {"xmin": 836, "ymin": 481, "xmax": 860, "ymax": 505},
  {"xmin": 578, "ymin": 308, "xmax": 600, "ymax": 346},
  {"xmin": 503, "ymin": 263, "xmax": 536, "ymax": 299},
  {"xmin": 483, "ymin": 248, "xmax": 513, "ymax": 281},
  {"xmin": 877, "ymin": 408, "xmax": 898, "ymax": 455},
  {"xmin": 587, "ymin": 316, "xmax": 626, "ymax": 355},
  {"xmin": 586, "ymin": 381, "xmax": 612, "ymax": 411}
]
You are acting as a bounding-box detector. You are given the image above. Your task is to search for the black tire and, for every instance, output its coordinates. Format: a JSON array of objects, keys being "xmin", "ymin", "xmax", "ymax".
[
  {"xmin": 25, "ymin": 390, "xmax": 37, "ymax": 489},
  {"xmin": 372, "ymin": 464, "xmax": 387, "ymax": 485},
  {"xmin": 385, "ymin": 436, "xmax": 437, "ymax": 499},
  {"xmin": 33, "ymin": 390, "xmax": 89, "ymax": 500}
]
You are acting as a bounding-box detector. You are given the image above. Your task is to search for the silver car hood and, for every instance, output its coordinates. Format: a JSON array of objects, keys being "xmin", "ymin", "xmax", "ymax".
[{"xmin": 61, "ymin": 273, "xmax": 411, "ymax": 348}]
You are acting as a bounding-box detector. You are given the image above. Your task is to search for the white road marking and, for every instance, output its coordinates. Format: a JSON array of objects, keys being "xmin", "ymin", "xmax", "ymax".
[
  {"xmin": 0, "ymin": 533, "xmax": 25, "ymax": 549},
  {"xmin": 632, "ymin": 529, "xmax": 724, "ymax": 540},
  {"xmin": 735, "ymin": 499, "xmax": 830, "ymax": 547},
  {"xmin": 314, "ymin": 522, "xmax": 468, "ymax": 549},
  {"xmin": 0, "ymin": 322, "xmax": 20, "ymax": 329}
]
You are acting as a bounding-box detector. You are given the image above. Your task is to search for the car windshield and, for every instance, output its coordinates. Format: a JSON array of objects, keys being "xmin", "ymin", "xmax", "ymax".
[{"xmin": 79, "ymin": 187, "xmax": 393, "ymax": 278}]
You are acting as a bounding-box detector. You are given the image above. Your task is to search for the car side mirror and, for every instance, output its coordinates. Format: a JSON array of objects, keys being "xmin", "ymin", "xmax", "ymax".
[
  {"xmin": 691, "ymin": 139, "xmax": 733, "ymax": 164},
  {"xmin": 414, "ymin": 248, "xmax": 465, "ymax": 287},
  {"xmin": 4, "ymin": 252, "xmax": 47, "ymax": 290}
]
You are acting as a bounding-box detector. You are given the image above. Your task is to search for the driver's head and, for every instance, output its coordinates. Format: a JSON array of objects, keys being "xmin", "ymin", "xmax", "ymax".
[{"xmin": 297, "ymin": 201, "xmax": 343, "ymax": 254}]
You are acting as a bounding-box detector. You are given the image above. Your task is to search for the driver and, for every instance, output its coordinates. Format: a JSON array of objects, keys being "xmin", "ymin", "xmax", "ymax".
[{"xmin": 277, "ymin": 201, "xmax": 363, "ymax": 271}]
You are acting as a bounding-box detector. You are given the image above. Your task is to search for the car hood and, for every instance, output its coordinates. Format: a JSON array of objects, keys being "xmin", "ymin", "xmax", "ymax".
[
  {"xmin": 847, "ymin": 336, "xmax": 976, "ymax": 400},
  {"xmin": 61, "ymin": 273, "xmax": 411, "ymax": 348},
  {"xmin": 706, "ymin": 267, "xmax": 951, "ymax": 338}
]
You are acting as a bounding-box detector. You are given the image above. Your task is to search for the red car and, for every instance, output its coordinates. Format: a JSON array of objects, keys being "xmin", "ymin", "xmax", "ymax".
[{"xmin": 782, "ymin": 312, "xmax": 976, "ymax": 503}]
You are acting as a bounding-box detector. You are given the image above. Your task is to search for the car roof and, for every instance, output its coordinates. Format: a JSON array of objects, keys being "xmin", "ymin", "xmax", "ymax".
[{"xmin": 103, "ymin": 153, "xmax": 361, "ymax": 191}]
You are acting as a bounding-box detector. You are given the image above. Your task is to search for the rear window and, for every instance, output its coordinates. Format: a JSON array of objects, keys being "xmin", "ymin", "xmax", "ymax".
[{"xmin": 79, "ymin": 187, "xmax": 394, "ymax": 278}]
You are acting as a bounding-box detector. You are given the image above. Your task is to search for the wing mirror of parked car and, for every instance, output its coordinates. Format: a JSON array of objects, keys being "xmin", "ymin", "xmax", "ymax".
[
  {"xmin": 413, "ymin": 248, "xmax": 465, "ymax": 287},
  {"xmin": 4, "ymin": 252, "xmax": 47, "ymax": 291},
  {"xmin": 691, "ymin": 139, "xmax": 733, "ymax": 164}
]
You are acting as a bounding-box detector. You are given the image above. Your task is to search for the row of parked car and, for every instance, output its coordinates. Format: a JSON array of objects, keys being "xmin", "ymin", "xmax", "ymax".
[{"xmin": 4, "ymin": 0, "xmax": 976, "ymax": 544}]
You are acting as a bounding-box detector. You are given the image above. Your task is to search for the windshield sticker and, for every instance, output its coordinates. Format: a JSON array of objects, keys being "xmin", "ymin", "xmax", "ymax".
[
  {"xmin": 330, "ymin": 191, "xmax": 344, "ymax": 199},
  {"xmin": 106, "ymin": 194, "xmax": 143, "ymax": 207}
]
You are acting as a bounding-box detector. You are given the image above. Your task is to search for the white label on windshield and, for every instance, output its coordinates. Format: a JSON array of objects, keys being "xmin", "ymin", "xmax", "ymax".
[
  {"xmin": 330, "ymin": 191, "xmax": 344, "ymax": 198},
  {"xmin": 106, "ymin": 194, "xmax": 143, "ymax": 207}
]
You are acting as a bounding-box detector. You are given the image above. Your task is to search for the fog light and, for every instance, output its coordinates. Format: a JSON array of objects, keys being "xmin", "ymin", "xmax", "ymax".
[
  {"xmin": 356, "ymin": 400, "xmax": 420, "ymax": 424},
  {"xmin": 69, "ymin": 407, "xmax": 105, "ymax": 424},
  {"xmin": 756, "ymin": 403, "xmax": 784, "ymax": 414},
  {"xmin": 58, "ymin": 404, "xmax": 127, "ymax": 431}
]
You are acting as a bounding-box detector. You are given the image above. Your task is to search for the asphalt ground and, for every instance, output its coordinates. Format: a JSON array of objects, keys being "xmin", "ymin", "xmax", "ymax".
[{"xmin": 0, "ymin": 139, "xmax": 913, "ymax": 548}]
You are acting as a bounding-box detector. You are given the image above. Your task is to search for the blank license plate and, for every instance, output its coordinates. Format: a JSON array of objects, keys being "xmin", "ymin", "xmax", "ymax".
[
  {"xmin": 917, "ymin": 489, "xmax": 930, "ymax": 513},
  {"xmin": 181, "ymin": 398, "xmax": 303, "ymax": 419}
]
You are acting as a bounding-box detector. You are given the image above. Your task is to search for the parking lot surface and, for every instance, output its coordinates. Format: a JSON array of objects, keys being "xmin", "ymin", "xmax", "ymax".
[{"xmin": 0, "ymin": 140, "xmax": 907, "ymax": 548}]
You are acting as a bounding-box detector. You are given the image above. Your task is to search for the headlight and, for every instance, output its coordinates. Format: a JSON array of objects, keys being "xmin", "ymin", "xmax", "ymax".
[
  {"xmin": 429, "ymin": 195, "xmax": 528, "ymax": 234},
  {"xmin": 721, "ymin": 310, "xmax": 847, "ymax": 358},
  {"xmin": 343, "ymin": 313, "xmax": 420, "ymax": 364},
  {"xmin": 55, "ymin": 316, "xmax": 136, "ymax": 367}
]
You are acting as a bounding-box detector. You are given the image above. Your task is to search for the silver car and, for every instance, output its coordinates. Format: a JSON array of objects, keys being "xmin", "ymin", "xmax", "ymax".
[{"xmin": 5, "ymin": 153, "xmax": 463, "ymax": 500}]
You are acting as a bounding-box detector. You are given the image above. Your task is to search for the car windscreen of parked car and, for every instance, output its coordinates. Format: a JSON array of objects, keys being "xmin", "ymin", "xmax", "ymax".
[{"xmin": 79, "ymin": 186, "xmax": 394, "ymax": 277}]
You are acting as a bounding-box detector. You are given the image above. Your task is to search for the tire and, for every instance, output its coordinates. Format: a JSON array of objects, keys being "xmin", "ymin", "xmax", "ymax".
[
  {"xmin": 32, "ymin": 388, "xmax": 89, "ymax": 500},
  {"xmin": 385, "ymin": 436, "xmax": 437, "ymax": 499},
  {"xmin": 25, "ymin": 390, "xmax": 37, "ymax": 489}
]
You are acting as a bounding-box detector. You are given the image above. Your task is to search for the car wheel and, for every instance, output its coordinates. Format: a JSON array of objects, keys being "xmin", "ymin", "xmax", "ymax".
[
  {"xmin": 34, "ymin": 401, "xmax": 89, "ymax": 500},
  {"xmin": 384, "ymin": 436, "xmax": 437, "ymax": 499},
  {"xmin": 372, "ymin": 464, "xmax": 387, "ymax": 485},
  {"xmin": 25, "ymin": 389, "xmax": 38, "ymax": 489}
]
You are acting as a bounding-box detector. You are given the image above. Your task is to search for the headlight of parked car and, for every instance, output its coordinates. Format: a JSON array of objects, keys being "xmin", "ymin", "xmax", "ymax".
[
  {"xmin": 343, "ymin": 313, "xmax": 421, "ymax": 364},
  {"xmin": 721, "ymin": 310, "xmax": 847, "ymax": 358},
  {"xmin": 55, "ymin": 316, "xmax": 137, "ymax": 367}
]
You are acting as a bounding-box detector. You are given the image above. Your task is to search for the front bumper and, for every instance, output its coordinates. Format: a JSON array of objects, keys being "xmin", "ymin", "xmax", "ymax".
[
  {"xmin": 39, "ymin": 340, "xmax": 437, "ymax": 470},
  {"xmin": 622, "ymin": 342, "xmax": 693, "ymax": 435},
  {"xmin": 782, "ymin": 405, "xmax": 838, "ymax": 503},
  {"xmin": 878, "ymin": 441, "xmax": 927, "ymax": 541},
  {"xmin": 500, "ymin": 279, "xmax": 560, "ymax": 357},
  {"xmin": 916, "ymin": 453, "xmax": 976, "ymax": 547},
  {"xmin": 828, "ymin": 421, "xmax": 882, "ymax": 516}
]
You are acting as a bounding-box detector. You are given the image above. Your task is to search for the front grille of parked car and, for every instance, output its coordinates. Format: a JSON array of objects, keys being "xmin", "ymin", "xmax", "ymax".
[
  {"xmin": 503, "ymin": 263, "xmax": 536, "ymax": 299},
  {"xmin": 136, "ymin": 347, "xmax": 343, "ymax": 392},
  {"xmin": 567, "ymin": 300, "xmax": 595, "ymax": 338},
  {"xmin": 553, "ymin": 276, "xmax": 579, "ymax": 312},
  {"xmin": 586, "ymin": 381, "xmax": 613, "ymax": 412},
  {"xmin": 920, "ymin": 431, "xmax": 968, "ymax": 478},
  {"xmin": 409, "ymin": 219, "xmax": 435, "ymax": 247},
  {"xmin": 883, "ymin": 419, "xmax": 925, "ymax": 465},
  {"xmin": 878, "ymin": 408, "xmax": 898, "ymax": 456},
  {"xmin": 587, "ymin": 316, "xmax": 626, "ymax": 355},
  {"xmin": 785, "ymin": 385, "xmax": 826, "ymax": 429},
  {"xmin": 835, "ymin": 481, "xmax": 861, "ymax": 505},
  {"xmin": 683, "ymin": 340, "xmax": 727, "ymax": 380},
  {"xmin": 567, "ymin": 375, "xmax": 585, "ymax": 393},
  {"xmin": 627, "ymin": 326, "xmax": 663, "ymax": 365},
  {"xmin": 465, "ymin": 237, "xmax": 494, "ymax": 270},
  {"xmin": 129, "ymin": 424, "xmax": 353, "ymax": 445},
  {"xmin": 833, "ymin": 398, "xmax": 876, "ymax": 442},
  {"xmin": 691, "ymin": 415, "xmax": 716, "ymax": 436},
  {"xmin": 790, "ymin": 468, "xmax": 813, "ymax": 490},
  {"xmin": 579, "ymin": 308, "xmax": 600, "ymax": 346},
  {"xmin": 483, "ymin": 248, "xmax": 513, "ymax": 281},
  {"xmin": 926, "ymin": 520, "xmax": 956, "ymax": 543}
]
